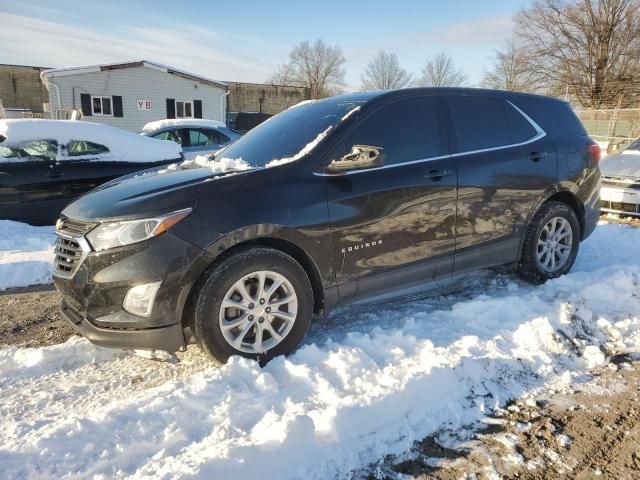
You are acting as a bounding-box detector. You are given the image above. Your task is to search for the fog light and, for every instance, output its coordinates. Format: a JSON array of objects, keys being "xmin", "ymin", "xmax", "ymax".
[{"xmin": 123, "ymin": 281, "xmax": 161, "ymax": 317}]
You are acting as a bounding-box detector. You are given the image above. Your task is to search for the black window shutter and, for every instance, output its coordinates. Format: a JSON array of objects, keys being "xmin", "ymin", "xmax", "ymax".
[
  {"xmin": 112, "ymin": 96, "xmax": 123, "ymax": 117},
  {"xmin": 194, "ymin": 100, "xmax": 202, "ymax": 118},
  {"xmin": 80, "ymin": 93, "xmax": 92, "ymax": 116},
  {"xmin": 166, "ymin": 98, "xmax": 175, "ymax": 119}
]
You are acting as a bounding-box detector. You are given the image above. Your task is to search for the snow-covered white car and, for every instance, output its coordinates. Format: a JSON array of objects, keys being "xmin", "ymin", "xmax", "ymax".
[
  {"xmin": 0, "ymin": 119, "xmax": 182, "ymax": 225},
  {"xmin": 140, "ymin": 119, "xmax": 241, "ymax": 160},
  {"xmin": 600, "ymin": 138, "xmax": 640, "ymax": 216}
]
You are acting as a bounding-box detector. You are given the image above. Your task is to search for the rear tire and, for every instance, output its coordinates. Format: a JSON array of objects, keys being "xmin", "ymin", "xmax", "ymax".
[
  {"xmin": 516, "ymin": 201, "xmax": 580, "ymax": 284},
  {"xmin": 192, "ymin": 247, "xmax": 313, "ymax": 364}
]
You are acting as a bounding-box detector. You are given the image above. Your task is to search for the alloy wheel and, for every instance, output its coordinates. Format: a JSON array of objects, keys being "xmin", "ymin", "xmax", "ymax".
[
  {"xmin": 536, "ymin": 217, "xmax": 573, "ymax": 273},
  {"xmin": 218, "ymin": 270, "xmax": 298, "ymax": 354}
]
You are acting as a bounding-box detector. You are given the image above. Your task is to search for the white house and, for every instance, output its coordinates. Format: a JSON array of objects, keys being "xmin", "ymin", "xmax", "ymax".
[{"xmin": 41, "ymin": 60, "xmax": 228, "ymax": 132}]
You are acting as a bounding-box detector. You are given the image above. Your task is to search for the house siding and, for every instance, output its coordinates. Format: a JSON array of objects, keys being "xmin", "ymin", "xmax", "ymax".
[{"xmin": 47, "ymin": 66, "xmax": 226, "ymax": 132}]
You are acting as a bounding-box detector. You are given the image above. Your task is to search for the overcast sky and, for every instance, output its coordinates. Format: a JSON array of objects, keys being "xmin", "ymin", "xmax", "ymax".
[{"xmin": 0, "ymin": 0, "xmax": 529, "ymax": 90}]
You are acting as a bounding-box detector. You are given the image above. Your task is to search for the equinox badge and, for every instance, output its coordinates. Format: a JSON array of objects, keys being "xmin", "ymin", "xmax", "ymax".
[{"xmin": 342, "ymin": 239, "xmax": 383, "ymax": 254}]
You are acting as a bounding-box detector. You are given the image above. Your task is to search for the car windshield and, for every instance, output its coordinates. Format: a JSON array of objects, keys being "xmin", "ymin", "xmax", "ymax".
[
  {"xmin": 216, "ymin": 99, "xmax": 365, "ymax": 167},
  {"xmin": 627, "ymin": 138, "xmax": 640, "ymax": 151}
]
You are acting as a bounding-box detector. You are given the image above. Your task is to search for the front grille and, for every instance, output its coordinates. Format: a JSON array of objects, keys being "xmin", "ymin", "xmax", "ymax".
[
  {"xmin": 53, "ymin": 236, "xmax": 85, "ymax": 277},
  {"xmin": 600, "ymin": 199, "xmax": 639, "ymax": 214},
  {"xmin": 57, "ymin": 217, "xmax": 96, "ymax": 237},
  {"xmin": 53, "ymin": 217, "xmax": 94, "ymax": 278}
]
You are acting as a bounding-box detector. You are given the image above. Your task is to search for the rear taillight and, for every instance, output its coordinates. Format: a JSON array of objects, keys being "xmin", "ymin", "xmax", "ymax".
[{"xmin": 588, "ymin": 143, "xmax": 601, "ymax": 162}]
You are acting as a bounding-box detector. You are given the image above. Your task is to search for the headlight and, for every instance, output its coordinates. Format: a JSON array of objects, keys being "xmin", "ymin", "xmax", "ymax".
[{"xmin": 86, "ymin": 208, "xmax": 192, "ymax": 251}]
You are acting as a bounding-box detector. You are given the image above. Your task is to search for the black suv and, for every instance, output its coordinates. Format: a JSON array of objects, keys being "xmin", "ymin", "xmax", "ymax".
[{"xmin": 53, "ymin": 88, "xmax": 601, "ymax": 363}]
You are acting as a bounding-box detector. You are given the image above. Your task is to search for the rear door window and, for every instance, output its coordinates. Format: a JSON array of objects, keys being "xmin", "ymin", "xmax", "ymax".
[
  {"xmin": 339, "ymin": 96, "xmax": 439, "ymax": 166},
  {"xmin": 152, "ymin": 129, "xmax": 182, "ymax": 145},
  {"xmin": 188, "ymin": 128, "xmax": 217, "ymax": 147},
  {"xmin": 446, "ymin": 96, "xmax": 511, "ymax": 152}
]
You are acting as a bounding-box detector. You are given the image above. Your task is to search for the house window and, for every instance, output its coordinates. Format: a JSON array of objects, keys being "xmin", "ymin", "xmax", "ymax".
[
  {"xmin": 175, "ymin": 100, "xmax": 193, "ymax": 118},
  {"xmin": 91, "ymin": 96, "xmax": 113, "ymax": 116}
]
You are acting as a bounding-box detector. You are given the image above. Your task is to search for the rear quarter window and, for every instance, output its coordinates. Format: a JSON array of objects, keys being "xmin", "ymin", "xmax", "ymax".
[
  {"xmin": 514, "ymin": 97, "xmax": 587, "ymax": 137},
  {"xmin": 505, "ymin": 102, "xmax": 537, "ymax": 143}
]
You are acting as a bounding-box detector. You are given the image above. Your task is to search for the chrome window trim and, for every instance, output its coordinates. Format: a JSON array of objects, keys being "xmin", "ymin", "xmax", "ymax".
[{"xmin": 314, "ymin": 99, "xmax": 547, "ymax": 177}]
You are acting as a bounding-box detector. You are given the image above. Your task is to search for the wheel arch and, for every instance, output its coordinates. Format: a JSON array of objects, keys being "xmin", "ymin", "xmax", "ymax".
[
  {"xmin": 516, "ymin": 187, "xmax": 586, "ymax": 264},
  {"xmin": 181, "ymin": 228, "xmax": 328, "ymax": 330},
  {"xmin": 542, "ymin": 190, "xmax": 585, "ymax": 238}
]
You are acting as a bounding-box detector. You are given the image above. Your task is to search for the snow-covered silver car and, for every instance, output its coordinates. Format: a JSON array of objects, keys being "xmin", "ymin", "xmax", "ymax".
[
  {"xmin": 140, "ymin": 119, "xmax": 241, "ymax": 160},
  {"xmin": 600, "ymin": 138, "xmax": 640, "ymax": 216}
]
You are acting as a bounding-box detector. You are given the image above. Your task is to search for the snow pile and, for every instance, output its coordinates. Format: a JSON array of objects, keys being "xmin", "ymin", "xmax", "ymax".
[
  {"xmin": 159, "ymin": 154, "xmax": 251, "ymax": 175},
  {"xmin": 266, "ymin": 126, "xmax": 333, "ymax": 167},
  {"xmin": 0, "ymin": 220, "xmax": 54, "ymax": 290},
  {"xmin": 0, "ymin": 336, "xmax": 120, "ymax": 381},
  {"xmin": 0, "ymin": 119, "xmax": 182, "ymax": 163},
  {"xmin": 1, "ymin": 222, "xmax": 640, "ymax": 478},
  {"xmin": 142, "ymin": 118, "xmax": 226, "ymax": 132}
]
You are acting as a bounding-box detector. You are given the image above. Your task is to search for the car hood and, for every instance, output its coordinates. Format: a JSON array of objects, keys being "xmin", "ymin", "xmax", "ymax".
[
  {"xmin": 600, "ymin": 151, "xmax": 640, "ymax": 179},
  {"xmin": 61, "ymin": 163, "xmax": 255, "ymax": 222}
]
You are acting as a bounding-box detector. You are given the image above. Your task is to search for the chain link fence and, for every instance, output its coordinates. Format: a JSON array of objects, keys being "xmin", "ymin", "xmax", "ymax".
[{"xmin": 574, "ymin": 108, "xmax": 640, "ymax": 154}]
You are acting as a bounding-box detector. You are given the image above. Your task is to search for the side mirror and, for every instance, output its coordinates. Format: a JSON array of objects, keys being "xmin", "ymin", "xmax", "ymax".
[{"xmin": 326, "ymin": 145, "xmax": 385, "ymax": 173}]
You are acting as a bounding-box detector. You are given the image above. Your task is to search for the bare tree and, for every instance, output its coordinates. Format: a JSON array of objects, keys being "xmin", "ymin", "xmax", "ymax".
[
  {"xmin": 268, "ymin": 39, "xmax": 346, "ymax": 98},
  {"xmin": 268, "ymin": 63, "xmax": 294, "ymax": 86},
  {"xmin": 360, "ymin": 51, "xmax": 412, "ymax": 90},
  {"xmin": 482, "ymin": 39, "xmax": 538, "ymax": 92},
  {"xmin": 417, "ymin": 52, "xmax": 468, "ymax": 87},
  {"xmin": 514, "ymin": 0, "xmax": 640, "ymax": 108}
]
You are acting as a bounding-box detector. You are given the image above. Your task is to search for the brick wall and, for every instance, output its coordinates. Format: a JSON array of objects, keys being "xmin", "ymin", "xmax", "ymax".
[
  {"xmin": 0, "ymin": 64, "xmax": 50, "ymax": 112},
  {"xmin": 226, "ymin": 82, "xmax": 310, "ymax": 115}
]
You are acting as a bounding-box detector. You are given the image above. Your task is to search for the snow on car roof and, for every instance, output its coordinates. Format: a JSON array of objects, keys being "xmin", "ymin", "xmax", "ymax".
[
  {"xmin": 0, "ymin": 119, "xmax": 182, "ymax": 162},
  {"xmin": 141, "ymin": 118, "xmax": 226, "ymax": 132}
]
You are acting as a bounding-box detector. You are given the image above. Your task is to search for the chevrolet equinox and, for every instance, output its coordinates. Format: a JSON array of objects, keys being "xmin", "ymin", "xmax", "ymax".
[{"xmin": 53, "ymin": 88, "xmax": 601, "ymax": 363}]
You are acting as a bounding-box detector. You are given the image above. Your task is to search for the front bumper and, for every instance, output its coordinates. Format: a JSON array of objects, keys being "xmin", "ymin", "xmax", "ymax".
[
  {"xmin": 53, "ymin": 231, "xmax": 214, "ymax": 353},
  {"xmin": 61, "ymin": 300, "xmax": 186, "ymax": 351}
]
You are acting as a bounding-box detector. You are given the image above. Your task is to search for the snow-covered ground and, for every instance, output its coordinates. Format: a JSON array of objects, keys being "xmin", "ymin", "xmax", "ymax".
[
  {"xmin": 1, "ymin": 221, "xmax": 640, "ymax": 479},
  {"xmin": 0, "ymin": 220, "xmax": 54, "ymax": 290}
]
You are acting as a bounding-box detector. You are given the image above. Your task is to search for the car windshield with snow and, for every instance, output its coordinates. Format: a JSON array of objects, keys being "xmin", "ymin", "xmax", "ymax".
[
  {"xmin": 52, "ymin": 88, "xmax": 602, "ymax": 364},
  {"xmin": 0, "ymin": 120, "xmax": 183, "ymax": 225}
]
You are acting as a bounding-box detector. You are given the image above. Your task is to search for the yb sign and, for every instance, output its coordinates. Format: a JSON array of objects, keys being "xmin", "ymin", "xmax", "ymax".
[{"xmin": 137, "ymin": 99, "xmax": 152, "ymax": 111}]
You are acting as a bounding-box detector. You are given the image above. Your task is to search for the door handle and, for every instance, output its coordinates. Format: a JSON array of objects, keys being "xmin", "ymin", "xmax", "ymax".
[
  {"xmin": 528, "ymin": 152, "xmax": 548, "ymax": 162},
  {"xmin": 426, "ymin": 168, "xmax": 453, "ymax": 180},
  {"xmin": 48, "ymin": 171, "xmax": 64, "ymax": 178}
]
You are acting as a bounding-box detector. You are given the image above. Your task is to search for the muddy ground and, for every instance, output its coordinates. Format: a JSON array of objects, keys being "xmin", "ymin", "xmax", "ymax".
[
  {"xmin": 369, "ymin": 358, "xmax": 640, "ymax": 479},
  {"xmin": 0, "ymin": 288, "xmax": 73, "ymax": 348}
]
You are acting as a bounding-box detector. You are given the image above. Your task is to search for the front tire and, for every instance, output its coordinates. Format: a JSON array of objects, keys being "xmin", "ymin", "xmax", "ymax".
[
  {"xmin": 516, "ymin": 201, "xmax": 580, "ymax": 284},
  {"xmin": 192, "ymin": 247, "xmax": 313, "ymax": 364}
]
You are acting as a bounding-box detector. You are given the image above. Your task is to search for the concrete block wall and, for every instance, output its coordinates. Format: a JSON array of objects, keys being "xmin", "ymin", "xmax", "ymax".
[
  {"xmin": 226, "ymin": 82, "xmax": 311, "ymax": 115},
  {"xmin": 0, "ymin": 64, "xmax": 50, "ymax": 112}
]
